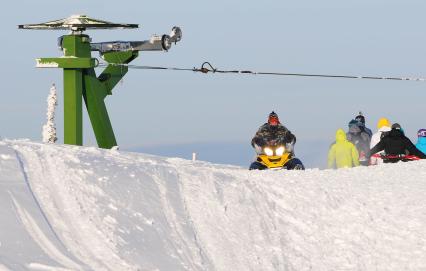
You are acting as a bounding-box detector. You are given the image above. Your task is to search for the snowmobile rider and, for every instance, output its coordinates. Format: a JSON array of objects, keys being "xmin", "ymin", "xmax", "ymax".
[
  {"xmin": 251, "ymin": 111, "xmax": 296, "ymax": 155},
  {"xmin": 250, "ymin": 111, "xmax": 303, "ymax": 170},
  {"xmin": 370, "ymin": 123, "xmax": 426, "ymax": 163},
  {"xmin": 328, "ymin": 129, "xmax": 360, "ymax": 169}
]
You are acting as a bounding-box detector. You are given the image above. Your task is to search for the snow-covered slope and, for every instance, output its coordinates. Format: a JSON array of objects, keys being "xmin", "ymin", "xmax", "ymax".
[{"xmin": 1, "ymin": 140, "xmax": 426, "ymax": 271}]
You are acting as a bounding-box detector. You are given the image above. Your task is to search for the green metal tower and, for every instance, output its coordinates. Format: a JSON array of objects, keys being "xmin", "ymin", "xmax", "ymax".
[{"xmin": 19, "ymin": 15, "xmax": 182, "ymax": 148}]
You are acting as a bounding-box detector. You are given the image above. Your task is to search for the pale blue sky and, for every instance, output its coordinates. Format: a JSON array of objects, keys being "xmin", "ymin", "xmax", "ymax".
[{"xmin": 1, "ymin": 0, "xmax": 426, "ymax": 162}]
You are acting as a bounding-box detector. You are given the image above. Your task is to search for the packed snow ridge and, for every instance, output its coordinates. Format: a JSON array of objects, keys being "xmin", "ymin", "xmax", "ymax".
[{"xmin": 1, "ymin": 140, "xmax": 426, "ymax": 271}]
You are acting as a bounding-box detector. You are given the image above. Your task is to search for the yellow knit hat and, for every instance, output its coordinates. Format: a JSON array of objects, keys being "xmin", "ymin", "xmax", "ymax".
[{"xmin": 377, "ymin": 118, "xmax": 391, "ymax": 129}]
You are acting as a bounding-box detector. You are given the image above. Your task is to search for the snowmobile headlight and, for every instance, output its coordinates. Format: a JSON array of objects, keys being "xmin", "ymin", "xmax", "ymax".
[
  {"xmin": 275, "ymin": 146, "xmax": 285, "ymax": 156},
  {"xmin": 264, "ymin": 147, "xmax": 274, "ymax": 156}
]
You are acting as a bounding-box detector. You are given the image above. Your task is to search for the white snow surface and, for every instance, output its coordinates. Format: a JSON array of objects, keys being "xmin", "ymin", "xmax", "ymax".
[{"xmin": 1, "ymin": 139, "xmax": 426, "ymax": 270}]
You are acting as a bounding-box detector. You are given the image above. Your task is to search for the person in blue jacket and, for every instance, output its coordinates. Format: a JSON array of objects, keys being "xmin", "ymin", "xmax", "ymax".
[{"xmin": 416, "ymin": 129, "xmax": 426, "ymax": 154}]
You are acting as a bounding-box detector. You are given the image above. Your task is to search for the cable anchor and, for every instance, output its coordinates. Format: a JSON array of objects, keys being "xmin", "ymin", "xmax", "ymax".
[{"xmin": 194, "ymin": 61, "xmax": 217, "ymax": 73}]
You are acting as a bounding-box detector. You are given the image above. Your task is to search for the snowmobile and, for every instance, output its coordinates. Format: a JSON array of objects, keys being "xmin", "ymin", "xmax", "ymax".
[{"xmin": 249, "ymin": 140, "xmax": 305, "ymax": 170}]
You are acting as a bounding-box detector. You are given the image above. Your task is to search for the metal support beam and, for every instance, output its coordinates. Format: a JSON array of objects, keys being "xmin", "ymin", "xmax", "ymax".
[
  {"xmin": 82, "ymin": 69, "xmax": 116, "ymax": 148},
  {"xmin": 61, "ymin": 34, "xmax": 90, "ymax": 146},
  {"xmin": 64, "ymin": 69, "xmax": 83, "ymax": 145},
  {"xmin": 82, "ymin": 51, "xmax": 138, "ymax": 149}
]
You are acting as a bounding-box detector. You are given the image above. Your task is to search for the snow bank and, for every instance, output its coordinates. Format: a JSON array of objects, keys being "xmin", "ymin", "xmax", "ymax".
[{"xmin": 1, "ymin": 140, "xmax": 426, "ymax": 270}]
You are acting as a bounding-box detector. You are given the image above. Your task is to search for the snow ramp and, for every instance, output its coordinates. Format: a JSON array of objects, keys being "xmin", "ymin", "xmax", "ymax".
[
  {"xmin": 1, "ymin": 140, "xmax": 426, "ymax": 270},
  {"xmin": 0, "ymin": 141, "xmax": 86, "ymax": 270}
]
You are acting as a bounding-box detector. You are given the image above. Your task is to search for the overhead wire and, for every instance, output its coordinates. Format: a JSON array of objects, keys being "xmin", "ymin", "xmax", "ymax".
[{"xmin": 97, "ymin": 61, "xmax": 426, "ymax": 82}]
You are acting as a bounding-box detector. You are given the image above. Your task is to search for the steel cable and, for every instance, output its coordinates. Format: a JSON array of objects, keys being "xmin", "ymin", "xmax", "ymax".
[{"xmin": 97, "ymin": 61, "xmax": 426, "ymax": 82}]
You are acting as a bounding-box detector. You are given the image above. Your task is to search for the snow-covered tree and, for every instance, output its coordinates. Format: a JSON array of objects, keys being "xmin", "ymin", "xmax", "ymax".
[{"xmin": 42, "ymin": 84, "xmax": 58, "ymax": 143}]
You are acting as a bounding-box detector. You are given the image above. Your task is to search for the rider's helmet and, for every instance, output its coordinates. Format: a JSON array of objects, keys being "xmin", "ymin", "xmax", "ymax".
[
  {"xmin": 355, "ymin": 112, "xmax": 365, "ymax": 124},
  {"xmin": 268, "ymin": 111, "xmax": 280, "ymax": 126},
  {"xmin": 417, "ymin": 129, "xmax": 426, "ymax": 138},
  {"xmin": 391, "ymin": 123, "xmax": 405, "ymax": 135},
  {"xmin": 392, "ymin": 123, "xmax": 401, "ymax": 130},
  {"xmin": 377, "ymin": 117, "xmax": 391, "ymax": 129}
]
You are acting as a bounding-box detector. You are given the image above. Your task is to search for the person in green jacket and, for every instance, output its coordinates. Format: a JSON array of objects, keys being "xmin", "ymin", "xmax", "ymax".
[{"xmin": 328, "ymin": 129, "xmax": 360, "ymax": 169}]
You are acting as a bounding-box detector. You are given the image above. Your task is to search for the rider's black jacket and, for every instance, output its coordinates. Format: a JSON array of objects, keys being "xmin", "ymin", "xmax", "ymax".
[{"xmin": 370, "ymin": 128, "xmax": 426, "ymax": 160}]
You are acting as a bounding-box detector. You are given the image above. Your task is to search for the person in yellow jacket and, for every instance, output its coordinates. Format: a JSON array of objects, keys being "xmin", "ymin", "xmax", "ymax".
[{"xmin": 328, "ymin": 129, "xmax": 360, "ymax": 169}]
